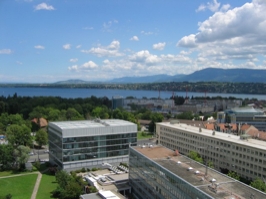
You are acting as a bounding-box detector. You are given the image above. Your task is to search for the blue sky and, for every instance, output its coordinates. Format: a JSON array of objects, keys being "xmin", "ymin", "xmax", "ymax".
[{"xmin": 1, "ymin": 0, "xmax": 265, "ymax": 83}]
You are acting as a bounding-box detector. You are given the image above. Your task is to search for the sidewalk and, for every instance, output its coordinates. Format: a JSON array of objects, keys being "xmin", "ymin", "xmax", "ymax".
[{"xmin": 31, "ymin": 172, "xmax": 42, "ymax": 199}]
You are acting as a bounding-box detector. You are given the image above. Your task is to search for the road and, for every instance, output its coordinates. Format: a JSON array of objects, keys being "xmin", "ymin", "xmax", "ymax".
[{"xmin": 28, "ymin": 149, "xmax": 49, "ymax": 162}]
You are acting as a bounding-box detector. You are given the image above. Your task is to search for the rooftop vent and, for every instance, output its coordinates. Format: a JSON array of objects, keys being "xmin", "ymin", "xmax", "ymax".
[{"xmin": 187, "ymin": 167, "xmax": 193, "ymax": 171}]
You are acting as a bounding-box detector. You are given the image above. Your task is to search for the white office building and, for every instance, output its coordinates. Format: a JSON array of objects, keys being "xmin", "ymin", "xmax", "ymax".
[
  {"xmin": 156, "ymin": 121, "xmax": 266, "ymax": 180},
  {"xmin": 48, "ymin": 119, "xmax": 137, "ymax": 171}
]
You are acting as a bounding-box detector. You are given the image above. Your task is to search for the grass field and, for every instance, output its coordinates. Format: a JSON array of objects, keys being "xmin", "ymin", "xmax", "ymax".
[
  {"xmin": 0, "ymin": 173, "xmax": 38, "ymax": 199},
  {"xmin": 36, "ymin": 172, "xmax": 57, "ymax": 199},
  {"xmin": 0, "ymin": 170, "xmax": 33, "ymax": 177},
  {"xmin": 137, "ymin": 131, "xmax": 153, "ymax": 140}
]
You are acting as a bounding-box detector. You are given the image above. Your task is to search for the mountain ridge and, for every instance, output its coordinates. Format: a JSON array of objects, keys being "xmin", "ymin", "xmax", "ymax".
[{"xmin": 54, "ymin": 68, "xmax": 266, "ymax": 84}]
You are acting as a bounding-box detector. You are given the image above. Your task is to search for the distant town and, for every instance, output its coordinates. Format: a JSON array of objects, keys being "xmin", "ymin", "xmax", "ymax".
[{"xmin": 1, "ymin": 90, "xmax": 266, "ymax": 198}]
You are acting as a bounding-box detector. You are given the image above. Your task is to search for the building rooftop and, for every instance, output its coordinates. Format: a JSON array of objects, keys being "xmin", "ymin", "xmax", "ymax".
[
  {"xmin": 230, "ymin": 107, "xmax": 264, "ymax": 114},
  {"xmin": 49, "ymin": 119, "xmax": 137, "ymax": 137},
  {"xmin": 49, "ymin": 119, "xmax": 135, "ymax": 130},
  {"xmin": 158, "ymin": 122, "xmax": 266, "ymax": 150},
  {"xmin": 134, "ymin": 145, "xmax": 266, "ymax": 199}
]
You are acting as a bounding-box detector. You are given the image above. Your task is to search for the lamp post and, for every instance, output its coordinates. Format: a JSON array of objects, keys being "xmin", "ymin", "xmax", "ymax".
[{"xmin": 198, "ymin": 146, "xmax": 219, "ymax": 177}]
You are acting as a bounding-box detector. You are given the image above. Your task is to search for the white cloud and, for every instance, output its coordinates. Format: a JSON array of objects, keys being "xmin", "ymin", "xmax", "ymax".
[
  {"xmin": 0, "ymin": 49, "xmax": 12, "ymax": 54},
  {"xmin": 34, "ymin": 45, "xmax": 45, "ymax": 49},
  {"xmin": 68, "ymin": 65, "xmax": 78, "ymax": 71},
  {"xmin": 34, "ymin": 3, "xmax": 55, "ymax": 11},
  {"xmin": 68, "ymin": 61, "xmax": 98, "ymax": 71},
  {"xmin": 102, "ymin": 20, "xmax": 118, "ymax": 32},
  {"xmin": 177, "ymin": 34, "xmax": 197, "ymax": 48},
  {"xmin": 141, "ymin": 30, "xmax": 154, "ymax": 35},
  {"xmin": 153, "ymin": 42, "xmax": 166, "ymax": 50},
  {"xmin": 16, "ymin": 61, "xmax": 23, "ymax": 65},
  {"xmin": 178, "ymin": 0, "xmax": 266, "ymax": 67},
  {"xmin": 130, "ymin": 36, "xmax": 139, "ymax": 41},
  {"xmin": 76, "ymin": 45, "xmax": 81, "ymax": 49},
  {"xmin": 221, "ymin": 4, "xmax": 230, "ymax": 12},
  {"xmin": 129, "ymin": 50, "xmax": 160, "ymax": 65},
  {"xmin": 63, "ymin": 44, "xmax": 71, "ymax": 50},
  {"xmin": 81, "ymin": 40, "xmax": 123, "ymax": 57},
  {"xmin": 81, "ymin": 61, "xmax": 98, "ymax": 69},
  {"xmin": 70, "ymin": 58, "xmax": 78, "ymax": 63},
  {"xmin": 196, "ymin": 0, "xmax": 221, "ymax": 12}
]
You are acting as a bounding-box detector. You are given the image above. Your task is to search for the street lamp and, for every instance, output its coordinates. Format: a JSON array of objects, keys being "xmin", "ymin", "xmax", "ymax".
[{"xmin": 198, "ymin": 146, "xmax": 219, "ymax": 177}]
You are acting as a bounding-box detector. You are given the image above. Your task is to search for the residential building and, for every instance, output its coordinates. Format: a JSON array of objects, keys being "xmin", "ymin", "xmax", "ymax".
[
  {"xmin": 156, "ymin": 121, "xmax": 266, "ymax": 180},
  {"xmin": 129, "ymin": 144, "xmax": 266, "ymax": 199},
  {"xmin": 218, "ymin": 107, "xmax": 266, "ymax": 131},
  {"xmin": 48, "ymin": 119, "xmax": 137, "ymax": 171}
]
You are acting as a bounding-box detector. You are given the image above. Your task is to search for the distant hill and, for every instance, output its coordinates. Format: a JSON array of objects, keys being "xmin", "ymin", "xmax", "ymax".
[
  {"xmin": 107, "ymin": 74, "xmax": 185, "ymax": 83},
  {"xmin": 54, "ymin": 79, "xmax": 96, "ymax": 84},
  {"xmin": 52, "ymin": 68, "xmax": 266, "ymax": 84},
  {"xmin": 175, "ymin": 68, "xmax": 266, "ymax": 83}
]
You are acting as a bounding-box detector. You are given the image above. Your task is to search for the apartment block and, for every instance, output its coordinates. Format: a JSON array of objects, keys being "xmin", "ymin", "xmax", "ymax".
[{"xmin": 156, "ymin": 121, "xmax": 266, "ymax": 180}]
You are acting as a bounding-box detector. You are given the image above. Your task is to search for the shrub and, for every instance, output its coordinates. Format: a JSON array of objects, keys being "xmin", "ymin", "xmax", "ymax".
[
  {"xmin": 81, "ymin": 168, "xmax": 86, "ymax": 172},
  {"xmin": 86, "ymin": 168, "xmax": 90, "ymax": 172},
  {"xmin": 91, "ymin": 167, "xmax": 97, "ymax": 171}
]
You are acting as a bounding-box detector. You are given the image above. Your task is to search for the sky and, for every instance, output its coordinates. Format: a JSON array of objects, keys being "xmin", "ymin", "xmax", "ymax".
[{"xmin": 1, "ymin": 0, "xmax": 266, "ymax": 83}]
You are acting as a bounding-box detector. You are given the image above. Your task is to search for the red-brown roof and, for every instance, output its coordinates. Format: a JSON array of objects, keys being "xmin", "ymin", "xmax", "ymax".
[{"xmin": 31, "ymin": 117, "xmax": 48, "ymax": 127}]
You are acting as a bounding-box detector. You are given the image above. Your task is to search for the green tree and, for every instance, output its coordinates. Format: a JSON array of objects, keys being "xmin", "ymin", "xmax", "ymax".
[
  {"xmin": 91, "ymin": 106, "xmax": 109, "ymax": 119},
  {"xmin": 55, "ymin": 170, "xmax": 72, "ymax": 189},
  {"xmin": 227, "ymin": 171, "xmax": 240, "ymax": 181},
  {"xmin": 6, "ymin": 124, "xmax": 32, "ymax": 147},
  {"xmin": 66, "ymin": 108, "xmax": 84, "ymax": 120},
  {"xmin": 250, "ymin": 178, "xmax": 266, "ymax": 192},
  {"xmin": 148, "ymin": 112, "xmax": 164, "ymax": 133},
  {"xmin": 13, "ymin": 145, "xmax": 30, "ymax": 170},
  {"xmin": 47, "ymin": 108, "xmax": 61, "ymax": 121},
  {"xmin": 188, "ymin": 151, "xmax": 203, "ymax": 164},
  {"xmin": 175, "ymin": 111, "xmax": 194, "ymax": 120},
  {"xmin": 35, "ymin": 129, "xmax": 48, "ymax": 148},
  {"xmin": 0, "ymin": 144, "xmax": 14, "ymax": 170},
  {"xmin": 61, "ymin": 181, "xmax": 82, "ymax": 199}
]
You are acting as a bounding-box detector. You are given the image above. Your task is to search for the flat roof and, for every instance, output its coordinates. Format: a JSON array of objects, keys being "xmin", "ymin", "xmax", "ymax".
[
  {"xmin": 157, "ymin": 122, "xmax": 266, "ymax": 150},
  {"xmin": 48, "ymin": 119, "xmax": 137, "ymax": 137},
  {"xmin": 133, "ymin": 145, "xmax": 266, "ymax": 199},
  {"xmin": 49, "ymin": 119, "xmax": 135, "ymax": 130},
  {"xmin": 230, "ymin": 107, "xmax": 264, "ymax": 113}
]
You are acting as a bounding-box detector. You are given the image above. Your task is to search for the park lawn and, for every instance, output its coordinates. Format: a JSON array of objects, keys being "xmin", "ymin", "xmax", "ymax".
[
  {"xmin": 137, "ymin": 131, "xmax": 153, "ymax": 140},
  {"xmin": 36, "ymin": 172, "xmax": 58, "ymax": 199},
  {"xmin": 0, "ymin": 173, "xmax": 38, "ymax": 199},
  {"xmin": 0, "ymin": 170, "xmax": 33, "ymax": 177}
]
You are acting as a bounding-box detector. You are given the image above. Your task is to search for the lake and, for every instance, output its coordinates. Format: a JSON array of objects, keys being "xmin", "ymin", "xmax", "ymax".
[{"xmin": 0, "ymin": 87, "xmax": 265, "ymax": 100}]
